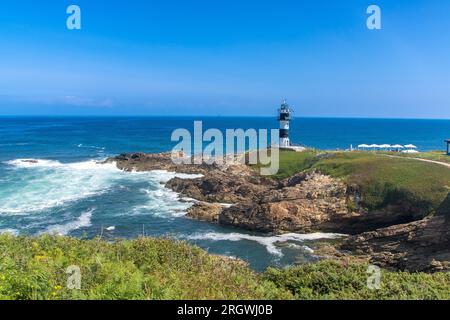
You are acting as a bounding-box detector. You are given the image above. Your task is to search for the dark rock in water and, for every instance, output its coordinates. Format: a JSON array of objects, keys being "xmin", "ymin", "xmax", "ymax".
[
  {"xmin": 166, "ymin": 170, "xmax": 274, "ymax": 203},
  {"xmin": 22, "ymin": 159, "xmax": 38, "ymax": 163},
  {"xmin": 109, "ymin": 152, "xmax": 224, "ymax": 174},
  {"xmin": 186, "ymin": 202, "xmax": 224, "ymax": 223}
]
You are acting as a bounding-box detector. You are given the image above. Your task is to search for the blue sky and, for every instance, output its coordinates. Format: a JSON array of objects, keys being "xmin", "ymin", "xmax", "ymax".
[{"xmin": 0, "ymin": 0, "xmax": 450, "ymax": 117}]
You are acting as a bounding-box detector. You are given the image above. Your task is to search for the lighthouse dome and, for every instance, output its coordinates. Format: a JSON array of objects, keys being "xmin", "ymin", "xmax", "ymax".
[{"xmin": 278, "ymin": 100, "xmax": 292, "ymax": 120}]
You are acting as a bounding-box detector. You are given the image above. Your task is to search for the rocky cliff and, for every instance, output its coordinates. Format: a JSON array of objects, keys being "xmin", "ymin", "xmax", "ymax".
[{"xmin": 340, "ymin": 215, "xmax": 450, "ymax": 272}]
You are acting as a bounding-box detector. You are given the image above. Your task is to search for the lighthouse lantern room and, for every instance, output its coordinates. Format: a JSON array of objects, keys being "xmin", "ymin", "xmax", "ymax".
[{"xmin": 278, "ymin": 100, "xmax": 292, "ymax": 148}]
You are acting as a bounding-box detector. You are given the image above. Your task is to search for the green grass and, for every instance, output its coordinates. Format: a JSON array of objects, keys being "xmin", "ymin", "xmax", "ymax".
[
  {"xmin": 389, "ymin": 151, "xmax": 450, "ymax": 164},
  {"xmin": 271, "ymin": 149, "xmax": 320, "ymax": 179},
  {"xmin": 313, "ymin": 152, "xmax": 450, "ymax": 213},
  {"xmin": 263, "ymin": 150, "xmax": 450, "ymax": 215},
  {"xmin": 1, "ymin": 235, "xmax": 448, "ymax": 300}
]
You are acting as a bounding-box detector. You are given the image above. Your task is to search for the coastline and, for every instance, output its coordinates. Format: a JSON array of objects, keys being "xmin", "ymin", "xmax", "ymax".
[
  {"xmin": 107, "ymin": 150, "xmax": 450, "ymax": 273},
  {"xmin": 1, "ymin": 149, "xmax": 449, "ymax": 300}
]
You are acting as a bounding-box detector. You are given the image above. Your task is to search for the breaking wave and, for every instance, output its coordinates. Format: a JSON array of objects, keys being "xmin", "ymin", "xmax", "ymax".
[
  {"xmin": 187, "ymin": 232, "xmax": 346, "ymax": 256},
  {"xmin": 1, "ymin": 159, "xmax": 119, "ymax": 215},
  {"xmin": 44, "ymin": 209, "xmax": 94, "ymax": 236},
  {"xmin": 1, "ymin": 159, "xmax": 202, "ymax": 217}
]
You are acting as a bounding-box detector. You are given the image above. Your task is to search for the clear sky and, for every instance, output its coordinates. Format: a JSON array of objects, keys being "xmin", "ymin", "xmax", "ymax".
[{"xmin": 1, "ymin": 0, "xmax": 449, "ymax": 118}]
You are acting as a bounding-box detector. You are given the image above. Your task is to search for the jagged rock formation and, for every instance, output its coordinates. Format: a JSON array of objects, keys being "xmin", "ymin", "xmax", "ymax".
[
  {"xmin": 166, "ymin": 169, "xmax": 274, "ymax": 203},
  {"xmin": 219, "ymin": 171, "xmax": 351, "ymax": 233},
  {"xmin": 340, "ymin": 215, "xmax": 450, "ymax": 272},
  {"xmin": 111, "ymin": 152, "xmax": 210, "ymax": 174},
  {"xmin": 186, "ymin": 202, "xmax": 224, "ymax": 222}
]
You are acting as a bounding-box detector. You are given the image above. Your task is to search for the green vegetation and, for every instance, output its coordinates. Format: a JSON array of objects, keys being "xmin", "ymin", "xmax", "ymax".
[
  {"xmin": 264, "ymin": 260, "xmax": 450, "ymax": 300},
  {"xmin": 389, "ymin": 151, "xmax": 450, "ymax": 165},
  {"xmin": 1, "ymin": 235, "xmax": 449, "ymax": 300},
  {"xmin": 262, "ymin": 150, "xmax": 450, "ymax": 215},
  {"xmin": 312, "ymin": 152, "xmax": 450, "ymax": 214},
  {"xmin": 270, "ymin": 149, "xmax": 320, "ymax": 179},
  {"xmin": 0, "ymin": 234, "xmax": 288, "ymax": 300}
]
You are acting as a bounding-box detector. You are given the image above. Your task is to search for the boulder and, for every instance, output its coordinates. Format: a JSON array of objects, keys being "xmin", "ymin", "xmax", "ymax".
[{"xmin": 186, "ymin": 202, "xmax": 224, "ymax": 223}]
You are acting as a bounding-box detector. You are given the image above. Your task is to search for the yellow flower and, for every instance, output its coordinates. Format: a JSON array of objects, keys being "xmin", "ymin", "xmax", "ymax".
[{"xmin": 34, "ymin": 255, "xmax": 48, "ymax": 261}]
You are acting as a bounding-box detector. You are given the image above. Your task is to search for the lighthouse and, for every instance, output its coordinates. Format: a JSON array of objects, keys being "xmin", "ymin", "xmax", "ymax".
[{"xmin": 278, "ymin": 99, "xmax": 292, "ymax": 148}]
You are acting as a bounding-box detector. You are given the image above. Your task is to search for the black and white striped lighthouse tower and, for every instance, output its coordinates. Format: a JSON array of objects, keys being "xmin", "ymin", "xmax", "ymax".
[{"xmin": 278, "ymin": 99, "xmax": 292, "ymax": 148}]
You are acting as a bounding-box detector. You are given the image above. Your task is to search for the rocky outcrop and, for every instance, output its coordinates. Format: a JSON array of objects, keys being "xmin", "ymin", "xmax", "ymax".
[
  {"xmin": 340, "ymin": 215, "xmax": 450, "ymax": 272},
  {"xmin": 108, "ymin": 152, "xmax": 450, "ymax": 272},
  {"xmin": 110, "ymin": 152, "xmax": 275, "ymax": 203},
  {"xmin": 186, "ymin": 202, "xmax": 224, "ymax": 222},
  {"xmin": 166, "ymin": 170, "xmax": 274, "ymax": 203},
  {"xmin": 110, "ymin": 152, "xmax": 211, "ymax": 174},
  {"xmin": 218, "ymin": 171, "xmax": 417, "ymax": 234},
  {"xmin": 109, "ymin": 153, "xmax": 420, "ymax": 234},
  {"xmin": 219, "ymin": 171, "xmax": 352, "ymax": 233}
]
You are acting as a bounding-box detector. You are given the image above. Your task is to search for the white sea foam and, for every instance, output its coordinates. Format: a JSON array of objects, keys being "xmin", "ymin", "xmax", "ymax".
[
  {"xmin": 45, "ymin": 210, "xmax": 93, "ymax": 236},
  {"xmin": 5, "ymin": 159, "xmax": 63, "ymax": 168},
  {"xmin": 302, "ymin": 245, "xmax": 315, "ymax": 253},
  {"xmin": 145, "ymin": 170, "xmax": 203, "ymax": 183},
  {"xmin": 131, "ymin": 170, "xmax": 203, "ymax": 217},
  {"xmin": 1, "ymin": 159, "xmax": 120, "ymax": 215},
  {"xmin": 187, "ymin": 232, "xmax": 345, "ymax": 256},
  {"xmin": 0, "ymin": 228, "xmax": 19, "ymax": 236},
  {"xmin": 132, "ymin": 186, "xmax": 193, "ymax": 217},
  {"xmin": 76, "ymin": 144, "xmax": 105, "ymax": 150},
  {"xmin": 1, "ymin": 159, "xmax": 202, "ymax": 218}
]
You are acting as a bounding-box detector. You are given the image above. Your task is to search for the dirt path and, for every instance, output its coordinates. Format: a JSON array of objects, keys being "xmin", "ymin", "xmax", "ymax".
[{"xmin": 385, "ymin": 155, "xmax": 450, "ymax": 169}]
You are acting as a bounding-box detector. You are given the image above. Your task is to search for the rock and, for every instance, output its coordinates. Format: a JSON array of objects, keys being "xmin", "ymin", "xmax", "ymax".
[
  {"xmin": 22, "ymin": 159, "xmax": 39, "ymax": 164},
  {"xmin": 340, "ymin": 215, "xmax": 450, "ymax": 272},
  {"xmin": 282, "ymin": 171, "xmax": 309, "ymax": 187},
  {"xmin": 165, "ymin": 165, "xmax": 275, "ymax": 203},
  {"xmin": 186, "ymin": 202, "xmax": 224, "ymax": 222},
  {"xmin": 219, "ymin": 172, "xmax": 351, "ymax": 233},
  {"xmin": 109, "ymin": 152, "xmax": 209, "ymax": 174}
]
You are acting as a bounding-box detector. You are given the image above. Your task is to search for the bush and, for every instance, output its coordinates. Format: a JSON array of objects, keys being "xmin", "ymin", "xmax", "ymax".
[
  {"xmin": 263, "ymin": 260, "xmax": 450, "ymax": 300},
  {"xmin": 0, "ymin": 235, "xmax": 290, "ymax": 300}
]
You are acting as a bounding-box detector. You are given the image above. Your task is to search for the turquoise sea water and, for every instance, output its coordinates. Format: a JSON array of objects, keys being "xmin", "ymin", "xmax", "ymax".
[{"xmin": 0, "ymin": 116, "xmax": 449, "ymax": 270}]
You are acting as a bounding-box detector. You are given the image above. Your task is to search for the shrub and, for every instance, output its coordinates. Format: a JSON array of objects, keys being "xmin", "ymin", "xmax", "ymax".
[{"xmin": 263, "ymin": 260, "xmax": 450, "ymax": 300}]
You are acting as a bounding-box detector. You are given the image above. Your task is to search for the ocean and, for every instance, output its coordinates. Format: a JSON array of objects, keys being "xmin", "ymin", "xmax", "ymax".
[{"xmin": 1, "ymin": 116, "xmax": 449, "ymax": 270}]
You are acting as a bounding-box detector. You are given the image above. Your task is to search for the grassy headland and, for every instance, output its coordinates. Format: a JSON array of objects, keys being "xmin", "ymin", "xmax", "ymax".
[
  {"xmin": 1, "ymin": 234, "xmax": 449, "ymax": 300},
  {"xmin": 263, "ymin": 150, "xmax": 450, "ymax": 216}
]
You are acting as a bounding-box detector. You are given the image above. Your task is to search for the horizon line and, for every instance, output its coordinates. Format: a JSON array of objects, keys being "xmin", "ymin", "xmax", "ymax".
[{"xmin": 1, "ymin": 115, "xmax": 450, "ymax": 121}]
